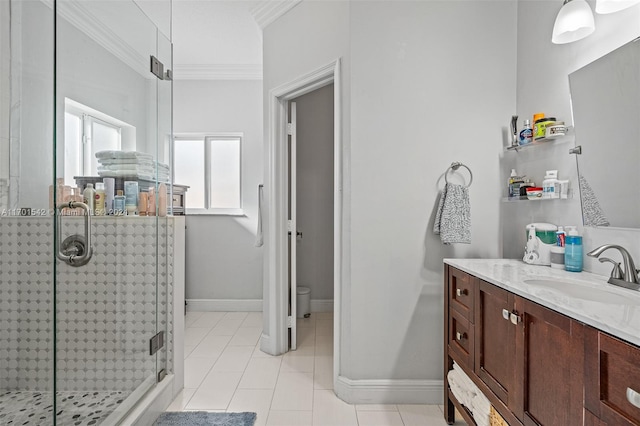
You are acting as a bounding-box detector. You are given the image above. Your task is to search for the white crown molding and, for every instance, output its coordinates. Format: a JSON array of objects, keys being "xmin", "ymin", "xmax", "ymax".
[
  {"xmin": 173, "ymin": 64, "xmax": 263, "ymax": 80},
  {"xmin": 250, "ymin": 0, "xmax": 303, "ymax": 30},
  {"xmin": 55, "ymin": 0, "xmax": 152, "ymax": 79}
]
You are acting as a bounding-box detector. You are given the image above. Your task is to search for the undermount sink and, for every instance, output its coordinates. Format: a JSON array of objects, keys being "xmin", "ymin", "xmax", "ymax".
[{"xmin": 524, "ymin": 278, "xmax": 635, "ymax": 305}]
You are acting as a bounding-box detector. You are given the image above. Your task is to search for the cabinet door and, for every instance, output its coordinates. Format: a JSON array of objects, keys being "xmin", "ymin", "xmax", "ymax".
[
  {"xmin": 474, "ymin": 280, "xmax": 515, "ymax": 408},
  {"xmin": 513, "ymin": 296, "xmax": 584, "ymax": 426},
  {"xmin": 585, "ymin": 327, "xmax": 640, "ymax": 426}
]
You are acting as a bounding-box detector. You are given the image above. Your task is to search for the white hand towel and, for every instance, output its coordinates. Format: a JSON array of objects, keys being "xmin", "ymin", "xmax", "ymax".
[{"xmin": 434, "ymin": 183, "xmax": 471, "ymax": 244}]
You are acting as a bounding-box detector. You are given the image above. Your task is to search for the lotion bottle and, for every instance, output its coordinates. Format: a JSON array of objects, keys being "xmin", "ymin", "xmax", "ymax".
[
  {"xmin": 83, "ymin": 183, "xmax": 96, "ymax": 214},
  {"xmin": 94, "ymin": 182, "xmax": 106, "ymax": 215},
  {"xmin": 564, "ymin": 226, "xmax": 583, "ymax": 272}
]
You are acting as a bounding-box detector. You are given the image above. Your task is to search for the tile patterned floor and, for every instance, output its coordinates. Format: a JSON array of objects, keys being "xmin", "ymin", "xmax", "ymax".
[{"xmin": 168, "ymin": 311, "xmax": 467, "ymax": 425}]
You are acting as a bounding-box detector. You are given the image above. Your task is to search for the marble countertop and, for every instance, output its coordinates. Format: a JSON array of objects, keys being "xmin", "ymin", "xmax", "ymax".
[{"xmin": 444, "ymin": 258, "xmax": 640, "ymax": 347}]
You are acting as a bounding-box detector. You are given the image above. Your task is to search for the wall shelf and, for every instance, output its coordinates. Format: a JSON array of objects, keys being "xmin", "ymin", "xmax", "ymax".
[
  {"xmin": 502, "ymin": 196, "xmax": 577, "ymax": 203},
  {"xmin": 505, "ymin": 126, "xmax": 574, "ymax": 152}
]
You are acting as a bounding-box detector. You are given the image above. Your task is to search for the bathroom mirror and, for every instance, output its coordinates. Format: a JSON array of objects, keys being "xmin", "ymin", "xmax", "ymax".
[{"xmin": 569, "ymin": 37, "xmax": 640, "ymax": 229}]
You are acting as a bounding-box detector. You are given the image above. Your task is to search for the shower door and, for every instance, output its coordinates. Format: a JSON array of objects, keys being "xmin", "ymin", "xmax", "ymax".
[
  {"xmin": 54, "ymin": 0, "xmax": 172, "ymax": 424},
  {"xmin": 0, "ymin": 0, "xmax": 171, "ymax": 424}
]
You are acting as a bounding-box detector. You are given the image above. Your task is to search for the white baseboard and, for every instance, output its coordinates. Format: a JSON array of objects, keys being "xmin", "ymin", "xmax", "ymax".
[
  {"xmin": 311, "ymin": 299, "xmax": 334, "ymax": 312},
  {"xmin": 334, "ymin": 376, "xmax": 443, "ymax": 405},
  {"xmin": 186, "ymin": 299, "xmax": 263, "ymax": 312},
  {"xmin": 185, "ymin": 299, "xmax": 332, "ymax": 313}
]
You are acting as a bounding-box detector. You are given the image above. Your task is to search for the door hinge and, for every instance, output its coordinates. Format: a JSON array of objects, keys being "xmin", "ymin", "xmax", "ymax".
[
  {"xmin": 287, "ymin": 123, "xmax": 295, "ymax": 135},
  {"xmin": 150, "ymin": 55, "xmax": 164, "ymax": 80},
  {"xmin": 157, "ymin": 368, "xmax": 167, "ymax": 382},
  {"xmin": 149, "ymin": 331, "xmax": 165, "ymax": 355},
  {"xmin": 287, "ymin": 316, "xmax": 292, "ymax": 328}
]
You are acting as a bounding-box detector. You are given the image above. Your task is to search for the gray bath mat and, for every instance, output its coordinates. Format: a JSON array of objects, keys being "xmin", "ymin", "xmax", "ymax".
[{"xmin": 154, "ymin": 411, "xmax": 257, "ymax": 426}]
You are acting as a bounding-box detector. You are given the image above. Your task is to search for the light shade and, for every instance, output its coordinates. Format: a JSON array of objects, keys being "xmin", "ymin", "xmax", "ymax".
[
  {"xmin": 596, "ymin": 0, "xmax": 640, "ymax": 14},
  {"xmin": 552, "ymin": 0, "xmax": 596, "ymax": 44}
]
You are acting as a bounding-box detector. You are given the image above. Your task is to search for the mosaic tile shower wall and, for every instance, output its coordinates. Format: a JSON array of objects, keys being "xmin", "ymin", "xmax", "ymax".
[{"xmin": 0, "ymin": 216, "xmax": 174, "ymax": 392}]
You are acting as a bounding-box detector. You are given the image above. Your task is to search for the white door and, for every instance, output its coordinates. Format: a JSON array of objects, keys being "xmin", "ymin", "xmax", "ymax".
[{"xmin": 288, "ymin": 102, "xmax": 297, "ymax": 350}]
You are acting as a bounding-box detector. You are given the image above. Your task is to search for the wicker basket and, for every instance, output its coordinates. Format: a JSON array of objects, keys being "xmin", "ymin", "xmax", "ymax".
[{"xmin": 490, "ymin": 406, "xmax": 509, "ymax": 426}]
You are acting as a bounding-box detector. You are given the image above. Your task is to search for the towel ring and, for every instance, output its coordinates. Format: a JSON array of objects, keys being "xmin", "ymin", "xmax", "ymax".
[{"xmin": 444, "ymin": 162, "xmax": 473, "ymax": 188}]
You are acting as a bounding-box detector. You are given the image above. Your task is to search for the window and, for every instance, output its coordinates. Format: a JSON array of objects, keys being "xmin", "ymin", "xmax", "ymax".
[
  {"xmin": 174, "ymin": 134, "xmax": 242, "ymax": 215},
  {"xmin": 64, "ymin": 98, "xmax": 134, "ymax": 185}
]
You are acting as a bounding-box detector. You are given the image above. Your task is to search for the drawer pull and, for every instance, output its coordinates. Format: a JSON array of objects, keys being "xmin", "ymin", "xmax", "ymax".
[
  {"xmin": 456, "ymin": 288, "xmax": 468, "ymax": 297},
  {"xmin": 502, "ymin": 309, "xmax": 510, "ymax": 321},
  {"xmin": 456, "ymin": 331, "xmax": 466, "ymax": 341},
  {"xmin": 510, "ymin": 312, "xmax": 521, "ymax": 325},
  {"xmin": 627, "ymin": 387, "xmax": 640, "ymax": 409}
]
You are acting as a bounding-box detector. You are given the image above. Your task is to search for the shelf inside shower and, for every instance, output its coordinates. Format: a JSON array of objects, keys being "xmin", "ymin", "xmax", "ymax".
[{"xmin": 0, "ymin": 390, "xmax": 125, "ymax": 425}]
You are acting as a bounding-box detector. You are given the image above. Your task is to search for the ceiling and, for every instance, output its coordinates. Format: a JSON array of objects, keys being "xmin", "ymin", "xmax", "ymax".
[{"xmin": 172, "ymin": 0, "xmax": 263, "ymax": 67}]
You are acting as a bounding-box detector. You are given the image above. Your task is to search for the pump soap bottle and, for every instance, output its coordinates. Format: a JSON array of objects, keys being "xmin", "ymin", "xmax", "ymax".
[{"xmin": 564, "ymin": 226, "xmax": 583, "ymax": 272}]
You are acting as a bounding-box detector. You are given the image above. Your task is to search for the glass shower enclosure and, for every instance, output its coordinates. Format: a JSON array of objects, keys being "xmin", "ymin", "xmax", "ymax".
[{"xmin": 0, "ymin": 0, "xmax": 173, "ymax": 424}]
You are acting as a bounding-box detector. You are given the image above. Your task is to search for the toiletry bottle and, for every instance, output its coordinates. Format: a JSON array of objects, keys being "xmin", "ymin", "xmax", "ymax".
[
  {"xmin": 114, "ymin": 190, "xmax": 126, "ymax": 216},
  {"xmin": 564, "ymin": 226, "xmax": 583, "ymax": 272},
  {"xmin": 508, "ymin": 169, "xmax": 524, "ymax": 198},
  {"xmin": 138, "ymin": 190, "xmax": 148, "ymax": 217},
  {"xmin": 550, "ymin": 226, "xmax": 566, "ymax": 269},
  {"xmin": 542, "ymin": 170, "xmax": 559, "ymax": 199},
  {"xmin": 158, "ymin": 183, "xmax": 167, "ymax": 217},
  {"xmin": 124, "ymin": 181, "xmax": 139, "ymax": 215},
  {"xmin": 519, "ymin": 119, "xmax": 533, "ymax": 145},
  {"xmin": 510, "ymin": 115, "xmax": 519, "ymax": 147},
  {"xmin": 103, "ymin": 177, "xmax": 115, "ymax": 215},
  {"xmin": 148, "ymin": 187, "xmax": 156, "ymax": 216},
  {"xmin": 83, "ymin": 183, "xmax": 96, "ymax": 214},
  {"xmin": 94, "ymin": 182, "xmax": 106, "ymax": 216}
]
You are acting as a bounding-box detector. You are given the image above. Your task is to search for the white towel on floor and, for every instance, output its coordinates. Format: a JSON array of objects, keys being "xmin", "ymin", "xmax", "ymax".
[{"xmin": 434, "ymin": 183, "xmax": 471, "ymax": 244}]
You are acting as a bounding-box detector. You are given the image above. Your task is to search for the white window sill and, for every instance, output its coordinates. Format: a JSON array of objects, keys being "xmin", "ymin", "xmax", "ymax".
[{"xmin": 185, "ymin": 208, "xmax": 245, "ymax": 217}]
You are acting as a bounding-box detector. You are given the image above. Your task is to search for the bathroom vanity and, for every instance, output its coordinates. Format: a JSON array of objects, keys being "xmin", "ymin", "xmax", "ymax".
[{"xmin": 443, "ymin": 259, "xmax": 640, "ymax": 426}]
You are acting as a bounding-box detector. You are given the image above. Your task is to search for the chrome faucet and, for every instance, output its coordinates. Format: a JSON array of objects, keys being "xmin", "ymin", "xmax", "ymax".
[{"xmin": 587, "ymin": 244, "xmax": 640, "ymax": 291}]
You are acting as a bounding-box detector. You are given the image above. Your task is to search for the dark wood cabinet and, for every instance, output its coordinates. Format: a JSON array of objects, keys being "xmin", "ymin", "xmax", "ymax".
[
  {"xmin": 585, "ymin": 327, "xmax": 640, "ymax": 426},
  {"xmin": 513, "ymin": 296, "xmax": 585, "ymax": 426},
  {"xmin": 475, "ymin": 280, "xmax": 515, "ymax": 409},
  {"xmin": 444, "ymin": 264, "xmax": 640, "ymax": 426}
]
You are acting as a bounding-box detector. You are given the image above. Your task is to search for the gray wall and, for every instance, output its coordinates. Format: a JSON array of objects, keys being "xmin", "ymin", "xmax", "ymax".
[
  {"xmin": 294, "ymin": 84, "xmax": 335, "ymax": 302},
  {"xmin": 173, "ymin": 79, "xmax": 264, "ymax": 300},
  {"xmin": 505, "ymin": 1, "xmax": 640, "ymax": 276},
  {"xmin": 264, "ymin": 0, "xmax": 516, "ymax": 386}
]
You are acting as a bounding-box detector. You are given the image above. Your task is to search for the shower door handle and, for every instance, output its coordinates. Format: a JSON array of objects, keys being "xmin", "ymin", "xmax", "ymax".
[{"xmin": 56, "ymin": 201, "xmax": 93, "ymax": 266}]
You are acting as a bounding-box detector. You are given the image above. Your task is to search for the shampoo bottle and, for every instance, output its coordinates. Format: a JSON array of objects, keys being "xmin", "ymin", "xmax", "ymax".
[{"xmin": 83, "ymin": 183, "xmax": 96, "ymax": 214}]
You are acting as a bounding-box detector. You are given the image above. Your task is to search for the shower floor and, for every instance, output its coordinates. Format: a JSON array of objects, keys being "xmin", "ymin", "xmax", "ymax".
[{"xmin": 0, "ymin": 390, "xmax": 125, "ymax": 425}]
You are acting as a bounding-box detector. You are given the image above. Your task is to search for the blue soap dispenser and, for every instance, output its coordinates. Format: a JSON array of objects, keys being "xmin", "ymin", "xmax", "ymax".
[{"xmin": 564, "ymin": 226, "xmax": 583, "ymax": 272}]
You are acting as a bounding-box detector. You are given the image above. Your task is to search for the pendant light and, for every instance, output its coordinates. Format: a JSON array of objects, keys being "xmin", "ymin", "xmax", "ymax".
[
  {"xmin": 552, "ymin": 0, "xmax": 596, "ymax": 44},
  {"xmin": 596, "ymin": 0, "xmax": 640, "ymax": 14}
]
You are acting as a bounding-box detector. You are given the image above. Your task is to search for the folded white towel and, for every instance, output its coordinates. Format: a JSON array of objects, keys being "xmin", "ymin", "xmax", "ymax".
[
  {"xmin": 95, "ymin": 150, "xmax": 154, "ymax": 161},
  {"xmin": 434, "ymin": 183, "xmax": 471, "ymax": 244}
]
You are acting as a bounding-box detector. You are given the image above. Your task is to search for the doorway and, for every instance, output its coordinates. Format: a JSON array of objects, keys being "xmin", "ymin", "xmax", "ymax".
[
  {"xmin": 288, "ymin": 84, "xmax": 335, "ymax": 351},
  {"xmin": 262, "ymin": 59, "xmax": 342, "ymax": 390}
]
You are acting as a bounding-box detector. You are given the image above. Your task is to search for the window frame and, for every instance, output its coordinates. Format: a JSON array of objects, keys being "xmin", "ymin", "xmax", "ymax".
[{"xmin": 173, "ymin": 132, "xmax": 244, "ymax": 216}]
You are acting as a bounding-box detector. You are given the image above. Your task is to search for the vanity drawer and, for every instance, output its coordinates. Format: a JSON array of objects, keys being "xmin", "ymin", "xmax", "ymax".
[
  {"xmin": 448, "ymin": 267, "xmax": 474, "ymax": 321},
  {"xmin": 585, "ymin": 328, "xmax": 640, "ymax": 425},
  {"xmin": 448, "ymin": 308, "xmax": 474, "ymax": 371}
]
